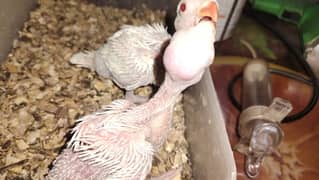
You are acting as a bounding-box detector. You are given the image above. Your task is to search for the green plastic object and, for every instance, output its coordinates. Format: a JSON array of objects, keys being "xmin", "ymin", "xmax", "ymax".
[
  {"xmin": 249, "ymin": 0, "xmax": 319, "ymax": 47},
  {"xmin": 299, "ymin": 5, "xmax": 319, "ymax": 46}
]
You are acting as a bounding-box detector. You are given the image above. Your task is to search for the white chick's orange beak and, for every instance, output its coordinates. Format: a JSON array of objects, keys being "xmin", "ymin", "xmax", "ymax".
[{"xmin": 198, "ymin": 1, "xmax": 218, "ymax": 26}]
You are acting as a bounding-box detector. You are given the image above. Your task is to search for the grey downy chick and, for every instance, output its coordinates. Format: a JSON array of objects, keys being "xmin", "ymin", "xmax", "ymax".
[{"xmin": 70, "ymin": 23, "xmax": 170, "ymax": 104}]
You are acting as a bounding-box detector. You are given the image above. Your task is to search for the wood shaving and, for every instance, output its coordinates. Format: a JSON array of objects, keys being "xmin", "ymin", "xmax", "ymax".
[{"xmin": 0, "ymin": 0, "xmax": 192, "ymax": 179}]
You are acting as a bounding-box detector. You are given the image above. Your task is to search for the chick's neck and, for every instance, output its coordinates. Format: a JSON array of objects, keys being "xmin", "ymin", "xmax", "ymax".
[{"xmin": 131, "ymin": 73, "xmax": 187, "ymax": 124}]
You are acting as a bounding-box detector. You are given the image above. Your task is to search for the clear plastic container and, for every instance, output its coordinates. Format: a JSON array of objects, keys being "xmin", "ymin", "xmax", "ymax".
[{"xmin": 237, "ymin": 59, "xmax": 292, "ymax": 178}]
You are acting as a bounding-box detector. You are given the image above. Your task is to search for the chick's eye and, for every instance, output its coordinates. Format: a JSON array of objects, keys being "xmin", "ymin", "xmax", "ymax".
[{"xmin": 180, "ymin": 3, "xmax": 186, "ymax": 12}]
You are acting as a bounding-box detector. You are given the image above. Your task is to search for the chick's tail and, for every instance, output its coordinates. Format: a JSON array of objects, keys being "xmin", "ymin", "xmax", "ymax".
[{"xmin": 69, "ymin": 51, "xmax": 96, "ymax": 70}]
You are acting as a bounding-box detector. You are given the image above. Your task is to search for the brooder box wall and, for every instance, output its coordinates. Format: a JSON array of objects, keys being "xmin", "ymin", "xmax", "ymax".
[
  {"xmin": 184, "ymin": 70, "xmax": 236, "ymax": 180},
  {"xmin": 0, "ymin": 0, "xmax": 37, "ymax": 63}
]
